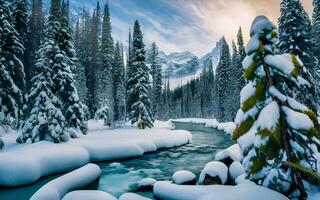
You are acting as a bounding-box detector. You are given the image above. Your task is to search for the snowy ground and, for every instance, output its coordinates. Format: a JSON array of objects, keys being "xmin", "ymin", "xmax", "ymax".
[
  {"xmin": 173, "ymin": 118, "xmax": 236, "ymax": 134},
  {"xmin": 0, "ymin": 120, "xmax": 191, "ymax": 187}
]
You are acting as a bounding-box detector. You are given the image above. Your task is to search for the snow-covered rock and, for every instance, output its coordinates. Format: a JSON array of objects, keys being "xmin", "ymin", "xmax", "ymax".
[
  {"xmin": 235, "ymin": 174, "xmax": 254, "ymax": 185},
  {"xmin": 119, "ymin": 193, "xmax": 152, "ymax": 200},
  {"xmin": 0, "ymin": 121, "xmax": 192, "ymax": 187},
  {"xmin": 62, "ymin": 191, "xmax": 117, "ymax": 200},
  {"xmin": 215, "ymin": 144, "xmax": 243, "ymax": 163},
  {"xmin": 137, "ymin": 178, "xmax": 157, "ymax": 191},
  {"xmin": 198, "ymin": 161, "xmax": 228, "ymax": 185},
  {"xmin": 229, "ymin": 161, "xmax": 245, "ymax": 180},
  {"xmin": 153, "ymin": 181, "xmax": 289, "ymax": 200},
  {"xmin": 172, "ymin": 170, "xmax": 196, "ymax": 185},
  {"xmin": 31, "ymin": 164, "xmax": 101, "ymax": 200}
]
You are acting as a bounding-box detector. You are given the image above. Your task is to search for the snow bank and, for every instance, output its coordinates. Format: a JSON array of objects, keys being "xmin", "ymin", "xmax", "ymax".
[
  {"xmin": 198, "ymin": 161, "xmax": 228, "ymax": 185},
  {"xmin": 229, "ymin": 161, "xmax": 245, "ymax": 180},
  {"xmin": 31, "ymin": 164, "xmax": 101, "ymax": 200},
  {"xmin": 119, "ymin": 193, "xmax": 152, "ymax": 200},
  {"xmin": 0, "ymin": 121, "xmax": 191, "ymax": 187},
  {"xmin": 0, "ymin": 142, "xmax": 90, "ymax": 187},
  {"xmin": 173, "ymin": 118, "xmax": 236, "ymax": 134},
  {"xmin": 153, "ymin": 181, "xmax": 289, "ymax": 200},
  {"xmin": 172, "ymin": 170, "xmax": 196, "ymax": 185},
  {"xmin": 62, "ymin": 191, "xmax": 117, "ymax": 200},
  {"xmin": 215, "ymin": 144, "xmax": 243, "ymax": 162}
]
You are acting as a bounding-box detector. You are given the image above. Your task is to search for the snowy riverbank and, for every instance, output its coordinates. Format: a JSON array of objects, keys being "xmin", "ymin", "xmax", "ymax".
[
  {"xmin": 0, "ymin": 120, "xmax": 191, "ymax": 187},
  {"xmin": 172, "ymin": 118, "xmax": 236, "ymax": 134}
]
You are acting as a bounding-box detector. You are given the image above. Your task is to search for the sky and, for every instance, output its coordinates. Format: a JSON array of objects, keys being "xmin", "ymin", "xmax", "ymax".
[{"xmin": 66, "ymin": 0, "xmax": 314, "ymax": 57}]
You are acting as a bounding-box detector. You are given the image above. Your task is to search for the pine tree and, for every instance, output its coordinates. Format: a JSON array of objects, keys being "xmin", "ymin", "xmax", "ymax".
[
  {"xmin": 279, "ymin": 0, "xmax": 320, "ymax": 112},
  {"xmin": 126, "ymin": 28, "xmax": 133, "ymax": 117},
  {"xmin": 0, "ymin": 0, "xmax": 25, "ymax": 133},
  {"xmin": 113, "ymin": 42, "xmax": 126, "ymax": 123},
  {"xmin": 87, "ymin": 3, "xmax": 100, "ymax": 116},
  {"xmin": 233, "ymin": 16, "xmax": 320, "ymax": 199},
  {"xmin": 28, "ymin": 0, "xmax": 44, "ymax": 90},
  {"xmin": 12, "ymin": 0, "xmax": 29, "ymax": 93},
  {"xmin": 237, "ymin": 27, "xmax": 246, "ymax": 61},
  {"xmin": 17, "ymin": 0, "xmax": 68, "ymax": 143},
  {"xmin": 313, "ymin": 0, "xmax": 320, "ymax": 40},
  {"xmin": 215, "ymin": 37, "xmax": 232, "ymax": 122},
  {"xmin": 128, "ymin": 20, "xmax": 154, "ymax": 129},
  {"xmin": 74, "ymin": 17, "xmax": 88, "ymax": 105},
  {"xmin": 313, "ymin": 0, "xmax": 320, "ymax": 84},
  {"xmin": 149, "ymin": 42, "xmax": 163, "ymax": 119},
  {"xmin": 230, "ymin": 40, "xmax": 245, "ymax": 118},
  {"xmin": 54, "ymin": 0, "xmax": 87, "ymax": 135},
  {"xmin": 95, "ymin": 3, "xmax": 114, "ymax": 125}
]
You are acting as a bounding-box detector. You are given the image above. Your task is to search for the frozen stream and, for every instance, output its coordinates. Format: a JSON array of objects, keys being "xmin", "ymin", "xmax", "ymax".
[{"xmin": 97, "ymin": 122, "xmax": 234, "ymax": 199}]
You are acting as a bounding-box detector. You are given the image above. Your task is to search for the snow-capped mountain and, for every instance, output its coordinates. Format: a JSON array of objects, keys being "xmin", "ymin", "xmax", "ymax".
[{"xmin": 158, "ymin": 39, "xmax": 222, "ymax": 80}]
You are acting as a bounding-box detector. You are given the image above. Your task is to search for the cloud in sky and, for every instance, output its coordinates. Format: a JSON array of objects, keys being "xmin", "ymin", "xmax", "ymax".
[{"xmin": 68, "ymin": 0, "xmax": 313, "ymax": 57}]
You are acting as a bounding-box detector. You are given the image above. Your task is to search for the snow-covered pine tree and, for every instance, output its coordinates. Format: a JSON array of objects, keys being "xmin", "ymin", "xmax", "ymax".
[
  {"xmin": 0, "ymin": 0, "xmax": 25, "ymax": 132},
  {"xmin": 17, "ymin": 0, "xmax": 68, "ymax": 143},
  {"xmin": 128, "ymin": 20, "xmax": 154, "ymax": 129},
  {"xmin": 74, "ymin": 18, "xmax": 88, "ymax": 105},
  {"xmin": 126, "ymin": 29, "xmax": 133, "ymax": 117},
  {"xmin": 113, "ymin": 42, "xmax": 126, "ymax": 124},
  {"xmin": 96, "ymin": 3, "xmax": 114, "ymax": 125},
  {"xmin": 215, "ymin": 37, "xmax": 232, "ymax": 122},
  {"xmin": 230, "ymin": 40, "xmax": 245, "ymax": 118},
  {"xmin": 87, "ymin": 3, "xmax": 100, "ymax": 116},
  {"xmin": 150, "ymin": 42, "xmax": 163, "ymax": 119},
  {"xmin": 313, "ymin": 0, "xmax": 320, "ymax": 76},
  {"xmin": 28, "ymin": 0, "xmax": 44, "ymax": 90},
  {"xmin": 237, "ymin": 27, "xmax": 246, "ymax": 61},
  {"xmin": 233, "ymin": 16, "xmax": 320, "ymax": 199},
  {"xmin": 53, "ymin": 0, "xmax": 87, "ymax": 135},
  {"xmin": 279, "ymin": 0, "xmax": 320, "ymax": 112},
  {"xmin": 314, "ymin": 0, "xmax": 320, "ymax": 40},
  {"xmin": 12, "ymin": 0, "xmax": 29, "ymax": 93}
]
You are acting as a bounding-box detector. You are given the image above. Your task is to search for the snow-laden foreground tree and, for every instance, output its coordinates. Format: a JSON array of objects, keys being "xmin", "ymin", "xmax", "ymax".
[{"xmin": 232, "ymin": 16, "xmax": 320, "ymax": 199}]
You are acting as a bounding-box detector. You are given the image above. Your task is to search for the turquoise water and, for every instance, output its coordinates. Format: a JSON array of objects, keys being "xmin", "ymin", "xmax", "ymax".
[{"xmin": 97, "ymin": 123, "xmax": 234, "ymax": 198}]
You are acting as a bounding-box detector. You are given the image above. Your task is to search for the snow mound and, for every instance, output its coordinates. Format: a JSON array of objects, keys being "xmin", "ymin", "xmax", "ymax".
[
  {"xmin": 153, "ymin": 181, "xmax": 289, "ymax": 200},
  {"xmin": 138, "ymin": 178, "xmax": 156, "ymax": 187},
  {"xmin": 119, "ymin": 193, "xmax": 152, "ymax": 200},
  {"xmin": 172, "ymin": 170, "xmax": 196, "ymax": 185},
  {"xmin": 31, "ymin": 163, "xmax": 101, "ymax": 200},
  {"xmin": 215, "ymin": 144, "xmax": 243, "ymax": 162},
  {"xmin": 0, "ymin": 142, "xmax": 90, "ymax": 187},
  {"xmin": 229, "ymin": 161, "xmax": 245, "ymax": 180},
  {"xmin": 62, "ymin": 191, "xmax": 117, "ymax": 200},
  {"xmin": 198, "ymin": 161, "xmax": 228, "ymax": 185}
]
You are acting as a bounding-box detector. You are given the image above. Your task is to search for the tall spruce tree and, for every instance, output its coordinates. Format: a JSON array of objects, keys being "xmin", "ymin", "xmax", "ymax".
[
  {"xmin": 279, "ymin": 0, "xmax": 320, "ymax": 112},
  {"xmin": 150, "ymin": 42, "xmax": 163, "ymax": 119},
  {"xmin": 54, "ymin": 0, "xmax": 87, "ymax": 135},
  {"xmin": 87, "ymin": 3, "xmax": 100, "ymax": 115},
  {"xmin": 17, "ymin": 0, "xmax": 68, "ymax": 143},
  {"xmin": 230, "ymin": 40, "xmax": 245, "ymax": 118},
  {"xmin": 215, "ymin": 37, "xmax": 232, "ymax": 122},
  {"xmin": 113, "ymin": 42, "xmax": 126, "ymax": 123},
  {"xmin": 314, "ymin": 0, "xmax": 320, "ymax": 39},
  {"xmin": 96, "ymin": 3, "xmax": 114, "ymax": 125},
  {"xmin": 233, "ymin": 16, "xmax": 320, "ymax": 199},
  {"xmin": 0, "ymin": 0, "xmax": 25, "ymax": 134},
  {"xmin": 13, "ymin": 0, "xmax": 29, "ymax": 94},
  {"xmin": 127, "ymin": 20, "xmax": 154, "ymax": 128},
  {"xmin": 126, "ymin": 28, "xmax": 133, "ymax": 117},
  {"xmin": 28, "ymin": 0, "xmax": 44, "ymax": 90},
  {"xmin": 237, "ymin": 27, "xmax": 246, "ymax": 61},
  {"xmin": 74, "ymin": 17, "xmax": 88, "ymax": 105}
]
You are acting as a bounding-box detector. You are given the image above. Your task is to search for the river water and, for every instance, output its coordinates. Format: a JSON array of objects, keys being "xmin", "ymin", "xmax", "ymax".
[{"xmin": 97, "ymin": 122, "xmax": 234, "ymax": 199}]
